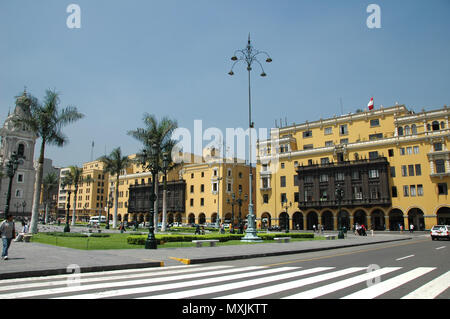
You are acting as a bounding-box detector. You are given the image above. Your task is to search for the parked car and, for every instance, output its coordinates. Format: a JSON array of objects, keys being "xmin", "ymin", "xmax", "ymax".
[{"xmin": 430, "ymin": 225, "xmax": 450, "ymax": 240}]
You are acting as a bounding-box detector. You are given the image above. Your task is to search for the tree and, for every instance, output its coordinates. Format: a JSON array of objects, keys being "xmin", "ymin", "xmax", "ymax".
[
  {"xmin": 14, "ymin": 89, "xmax": 84, "ymax": 234},
  {"xmin": 64, "ymin": 166, "xmax": 85, "ymax": 226},
  {"xmin": 42, "ymin": 172, "xmax": 59, "ymax": 224},
  {"xmin": 127, "ymin": 114, "xmax": 178, "ymax": 231},
  {"xmin": 98, "ymin": 147, "xmax": 131, "ymax": 228}
]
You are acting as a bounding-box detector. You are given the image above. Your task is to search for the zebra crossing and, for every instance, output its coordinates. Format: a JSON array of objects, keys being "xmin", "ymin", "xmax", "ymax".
[{"xmin": 0, "ymin": 264, "xmax": 448, "ymax": 299}]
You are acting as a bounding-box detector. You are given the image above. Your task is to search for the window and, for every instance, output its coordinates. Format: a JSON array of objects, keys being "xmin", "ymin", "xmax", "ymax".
[
  {"xmin": 388, "ymin": 149, "xmax": 394, "ymax": 157},
  {"xmin": 435, "ymin": 160, "xmax": 446, "ymax": 173},
  {"xmin": 413, "ymin": 146, "xmax": 419, "ymax": 154},
  {"xmin": 369, "ymin": 151, "xmax": 379, "ymax": 159},
  {"xmin": 212, "ymin": 182, "xmax": 218, "ymax": 192},
  {"xmin": 408, "ymin": 165, "xmax": 415, "ymax": 176},
  {"xmin": 17, "ymin": 144, "xmax": 25, "ymax": 158},
  {"xmin": 410, "ymin": 185, "xmax": 416, "ymax": 197},
  {"xmin": 281, "ymin": 193, "xmax": 287, "ymax": 204},
  {"xmin": 281, "ymin": 163, "xmax": 285, "ymax": 169},
  {"xmin": 201, "ymin": 172, "xmax": 204, "ymax": 177},
  {"xmin": 353, "ymin": 186, "xmax": 363, "ymax": 199},
  {"xmin": 340, "ymin": 124, "xmax": 348, "ymax": 135},
  {"xmin": 262, "ymin": 177, "xmax": 269, "ymax": 189},
  {"xmin": 190, "ymin": 185, "xmax": 194, "ymax": 193},
  {"xmin": 324, "ymin": 127, "xmax": 333, "ymax": 135},
  {"xmin": 398, "ymin": 127, "xmax": 404, "ymax": 136},
  {"xmin": 340, "ymin": 138, "xmax": 348, "ymax": 145},
  {"xmin": 415, "ymin": 164, "xmax": 421, "ymax": 176},
  {"xmin": 370, "ymin": 119, "xmax": 380, "ymax": 127},
  {"xmin": 263, "ymin": 194, "xmax": 269, "ymax": 204},
  {"xmin": 200, "ymin": 198, "xmax": 204, "ymax": 206},
  {"xmin": 369, "ymin": 169, "xmax": 379, "ymax": 178},
  {"xmin": 404, "ymin": 126, "xmax": 411, "ymax": 135},
  {"xmin": 15, "ymin": 189, "xmax": 23, "ymax": 198},
  {"xmin": 417, "ymin": 184, "xmax": 423, "ymax": 196},
  {"xmin": 392, "ymin": 186, "xmax": 398, "ymax": 198},
  {"xmin": 432, "ymin": 121, "xmax": 440, "ymax": 131},
  {"xmin": 320, "ymin": 174, "xmax": 329, "ymax": 182},
  {"xmin": 441, "ymin": 121, "xmax": 445, "ymax": 129},
  {"xmin": 213, "ymin": 169, "xmax": 217, "ymax": 177},
  {"xmin": 335, "ymin": 172, "xmax": 345, "ymax": 181},
  {"xmin": 320, "ymin": 157, "xmax": 329, "ymax": 164},
  {"xmin": 369, "ymin": 133, "xmax": 383, "ymax": 140},
  {"xmin": 293, "ymin": 175, "xmax": 299, "ymax": 186},
  {"xmin": 303, "ymin": 130, "xmax": 312, "ymax": 138},
  {"xmin": 17, "ymin": 174, "xmax": 24, "ymax": 183},
  {"xmin": 438, "ymin": 183, "xmax": 448, "ymax": 195},
  {"xmin": 304, "ymin": 189, "xmax": 313, "ymax": 202},
  {"xmin": 303, "ymin": 144, "xmax": 314, "ymax": 150},
  {"xmin": 390, "ymin": 167, "xmax": 396, "ymax": 178},
  {"xmin": 305, "ymin": 175, "xmax": 313, "ymax": 183},
  {"xmin": 406, "ymin": 147, "xmax": 412, "ymax": 155},
  {"xmin": 434, "ymin": 143, "xmax": 443, "ymax": 152},
  {"xmin": 352, "ymin": 171, "xmax": 360, "ymax": 180},
  {"xmin": 325, "ymin": 141, "xmax": 334, "ymax": 147},
  {"xmin": 370, "ymin": 186, "xmax": 380, "ymax": 199},
  {"xmin": 191, "ymin": 173, "xmax": 194, "ymax": 178},
  {"xmin": 401, "ymin": 165, "xmax": 408, "ymax": 177},
  {"xmin": 400, "ymin": 148, "xmax": 405, "ymax": 155},
  {"xmin": 411, "ymin": 124, "xmax": 417, "ymax": 134},
  {"xmin": 320, "ymin": 189, "xmax": 328, "ymax": 201},
  {"xmin": 294, "ymin": 192, "xmax": 299, "ymax": 203},
  {"xmin": 403, "ymin": 185, "xmax": 409, "ymax": 197},
  {"xmin": 227, "ymin": 183, "xmax": 232, "ymax": 192},
  {"xmin": 280, "ymin": 176, "xmax": 286, "ymax": 187}
]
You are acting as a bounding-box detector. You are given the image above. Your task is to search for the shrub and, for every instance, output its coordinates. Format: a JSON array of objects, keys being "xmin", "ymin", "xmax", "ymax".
[{"xmin": 43, "ymin": 232, "xmax": 88, "ymax": 238}]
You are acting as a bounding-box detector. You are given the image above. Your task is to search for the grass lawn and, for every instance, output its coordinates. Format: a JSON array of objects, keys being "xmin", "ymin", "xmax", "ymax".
[{"xmin": 30, "ymin": 232, "xmax": 325, "ymax": 250}]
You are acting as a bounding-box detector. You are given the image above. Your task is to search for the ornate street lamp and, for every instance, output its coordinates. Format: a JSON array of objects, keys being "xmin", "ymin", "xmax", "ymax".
[
  {"xmin": 3, "ymin": 152, "xmax": 21, "ymax": 219},
  {"xmin": 141, "ymin": 143, "xmax": 159, "ymax": 249},
  {"xmin": 282, "ymin": 198, "xmax": 292, "ymax": 233},
  {"xmin": 228, "ymin": 34, "xmax": 272, "ymax": 242}
]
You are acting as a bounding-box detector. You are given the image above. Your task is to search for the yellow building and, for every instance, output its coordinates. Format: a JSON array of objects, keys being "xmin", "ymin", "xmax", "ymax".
[
  {"xmin": 106, "ymin": 150, "xmax": 255, "ymax": 227},
  {"xmin": 256, "ymin": 104, "xmax": 450, "ymax": 231},
  {"xmin": 57, "ymin": 160, "xmax": 109, "ymax": 221}
]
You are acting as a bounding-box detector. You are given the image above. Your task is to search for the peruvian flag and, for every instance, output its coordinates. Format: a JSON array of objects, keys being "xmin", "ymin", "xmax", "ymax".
[{"xmin": 368, "ymin": 97, "xmax": 374, "ymax": 110}]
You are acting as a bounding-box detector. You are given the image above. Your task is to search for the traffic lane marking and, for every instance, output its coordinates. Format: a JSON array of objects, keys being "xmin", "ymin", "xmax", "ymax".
[
  {"xmin": 263, "ymin": 239, "xmax": 429, "ymax": 267},
  {"xmin": 435, "ymin": 246, "xmax": 446, "ymax": 250},
  {"xmin": 402, "ymin": 270, "xmax": 450, "ymax": 299},
  {"xmin": 396, "ymin": 255, "xmax": 415, "ymax": 261}
]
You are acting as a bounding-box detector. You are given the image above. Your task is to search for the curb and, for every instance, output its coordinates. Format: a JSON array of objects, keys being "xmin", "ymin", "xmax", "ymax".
[
  {"xmin": 178, "ymin": 237, "xmax": 413, "ymax": 265},
  {"xmin": 0, "ymin": 261, "xmax": 163, "ymax": 280}
]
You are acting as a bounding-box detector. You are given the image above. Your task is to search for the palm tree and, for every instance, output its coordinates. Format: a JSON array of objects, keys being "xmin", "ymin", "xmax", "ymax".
[
  {"xmin": 98, "ymin": 147, "xmax": 131, "ymax": 228},
  {"xmin": 65, "ymin": 166, "xmax": 84, "ymax": 226},
  {"xmin": 14, "ymin": 89, "xmax": 84, "ymax": 234},
  {"xmin": 42, "ymin": 172, "xmax": 59, "ymax": 224},
  {"xmin": 127, "ymin": 114, "xmax": 178, "ymax": 232}
]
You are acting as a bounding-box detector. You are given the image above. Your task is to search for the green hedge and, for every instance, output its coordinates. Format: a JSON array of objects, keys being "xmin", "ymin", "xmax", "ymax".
[
  {"xmin": 127, "ymin": 233, "xmax": 313, "ymax": 245},
  {"xmin": 41, "ymin": 232, "xmax": 110, "ymax": 238}
]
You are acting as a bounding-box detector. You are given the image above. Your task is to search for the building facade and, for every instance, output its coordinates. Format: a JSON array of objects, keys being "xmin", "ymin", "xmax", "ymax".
[
  {"xmin": 0, "ymin": 91, "xmax": 37, "ymax": 218},
  {"xmin": 256, "ymin": 104, "xmax": 450, "ymax": 231}
]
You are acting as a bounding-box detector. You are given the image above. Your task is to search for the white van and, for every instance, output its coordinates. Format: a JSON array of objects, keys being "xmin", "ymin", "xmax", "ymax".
[{"xmin": 89, "ymin": 216, "xmax": 106, "ymax": 225}]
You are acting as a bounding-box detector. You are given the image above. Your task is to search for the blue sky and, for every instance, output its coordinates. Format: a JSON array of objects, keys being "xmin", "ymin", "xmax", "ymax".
[{"xmin": 1, "ymin": 0, "xmax": 449, "ymax": 167}]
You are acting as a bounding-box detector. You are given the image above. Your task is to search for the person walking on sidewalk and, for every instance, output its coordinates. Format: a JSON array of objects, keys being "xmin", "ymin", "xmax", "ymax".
[{"xmin": 1, "ymin": 215, "xmax": 16, "ymax": 260}]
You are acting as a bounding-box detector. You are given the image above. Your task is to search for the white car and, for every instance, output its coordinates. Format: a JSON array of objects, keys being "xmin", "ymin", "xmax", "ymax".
[{"xmin": 430, "ymin": 225, "xmax": 450, "ymax": 241}]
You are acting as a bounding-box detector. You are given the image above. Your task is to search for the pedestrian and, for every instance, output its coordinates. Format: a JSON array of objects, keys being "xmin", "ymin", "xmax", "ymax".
[
  {"xmin": 1, "ymin": 215, "xmax": 16, "ymax": 260},
  {"xmin": 313, "ymin": 224, "xmax": 316, "ymax": 233},
  {"xmin": 195, "ymin": 224, "xmax": 201, "ymax": 235},
  {"xmin": 14, "ymin": 221, "xmax": 28, "ymax": 242},
  {"xmin": 409, "ymin": 224, "xmax": 414, "ymax": 233}
]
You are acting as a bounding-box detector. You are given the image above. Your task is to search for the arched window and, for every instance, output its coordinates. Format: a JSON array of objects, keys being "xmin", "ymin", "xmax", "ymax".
[
  {"xmin": 432, "ymin": 121, "xmax": 440, "ymax": 131},
  {"xmin": 397, "ymin": 127, "xmax": 404, "ymax": 136},
  {"xmin": 411, "ymin": 124, "xmax": 417, "ymax": 134},
  {"xmin": 17, "ymin": 144, "xmax": 25, "ymax": 158},
  {"xmin": 427, "ymin": 124, "xmax": 431, "ymax": 131},
  {"xmin": 440, "ymin": 121, "xmax": 445, "ymax": 130},
  {"xmin": 404, "ymin": 125, "xmax": 410, "ymax": 135}
]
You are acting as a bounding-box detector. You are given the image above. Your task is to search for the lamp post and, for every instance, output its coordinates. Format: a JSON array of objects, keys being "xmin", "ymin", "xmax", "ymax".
[
  {"xmin": 141, "ymin": 143, "xmax": 159, "ymax": 249},
  {"xmin": 3, "ymin": 152, "xmax": 21, "ymax": 219},
  {"xmin": 229, "ymin": 34, "xmax": 272, "ymax": 242},
  {"xmin": 21, "ymin": 201, "xmax": 26, "ymax": 218},
  {"xmin": 227, "ymin": 194, "xmax": 236, "ymax": 234},
  {"xmin": 335, "ymin": 183, "xmax": 345, "ymax": 238},
  {"xmin": 64, "ymin": 189, "xmax": 71, "ymax": 233},
  {"xmin": 236, "ymin": 190, "xmax": 248, "ymax": 234},
  {"xmin": 282, "ymin": 199, "xmax": 292, "ymax": 233},
  {"xmin": 161, "ymin": 152, "xmax": 169, "ymax": 232},
  {"xmin": 106, "ymin": 191, "xmax": 113, "ymax": 229}
]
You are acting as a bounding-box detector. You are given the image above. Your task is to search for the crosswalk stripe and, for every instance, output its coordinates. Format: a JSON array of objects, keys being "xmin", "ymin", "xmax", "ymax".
[
  {"xmin": 0, "ymin": 264, "xmax": 200, "ymax": 285},
  {"xmin": 0, "ymin": 266, "xmax": 262, "ymax": 299},
  {"xmin": 142, "ymin": 267, "xmax": 335, "ymax": 299},
  {"xmin": 216, "ymin": 267, "xmax": 366, "ymax": 299},
  {"xmin": 341, "ymin": 267, "xmax": 436, "ymax": 299},
  {"xmin": 56, "ymin": 267, "xmax": 298, "ymax": 299},
  {"xmin": 401, "ymin": 270, "xmax": 450, "ymax": 299},
  {"xmin": 0, "ymin": 265, "xmax": 232, "ymax": 293},
  {"xmin": 283, "ymin": 267, "xmax": 401, "ymax": 299}
]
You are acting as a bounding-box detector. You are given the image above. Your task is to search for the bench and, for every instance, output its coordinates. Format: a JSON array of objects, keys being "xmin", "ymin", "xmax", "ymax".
[
  {"xmin": 23, "ymin": 234, "xmax": 33, "ymax": 243},
  {"xmin": 325, "ymin": 235, "xmax": 337, "ymax": 240},
  {"xmin": 192, "ymin": 240, "xmax": 219, "ymax": 247},
  {"xmin": 274, "ymin": 237, "xmax": 291, "ymax": 243}
]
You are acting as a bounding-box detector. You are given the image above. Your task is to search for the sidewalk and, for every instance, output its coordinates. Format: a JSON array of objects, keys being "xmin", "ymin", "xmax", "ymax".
[{"xmin": 0, "ymin": 231, "xmax": 420, "ymax": 280}]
